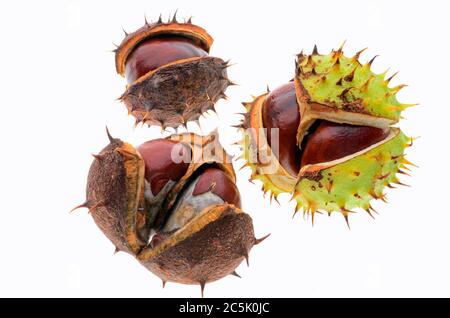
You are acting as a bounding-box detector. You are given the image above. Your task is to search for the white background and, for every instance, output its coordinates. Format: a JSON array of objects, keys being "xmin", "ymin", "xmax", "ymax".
[{"xmin": 0, "ymin": 0, "xmax": 448, "ymax": 297}]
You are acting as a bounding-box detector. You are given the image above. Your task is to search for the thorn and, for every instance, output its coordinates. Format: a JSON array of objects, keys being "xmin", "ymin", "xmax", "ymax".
[
  {"xmin": 353, "ymin": 47, "xmax": 367, "ymax": 62},
  {"xmin": 133, "ymin": 119, "xmax": 140, "ymax": 129},
  {"xmin": 171, "ymin": 9, "xmax": 178, "ymax": 23},
  {"xmin": 91, "ymin": 153, "xmax": 105, "ymax": 161},
  {"xmin": 114, "ymin": 246, "xmax": 120, "ymax": 254},
  {"xmin": 368, "ymin": 55, "xmax": 379, "ymax": 66},
  {"xmin": 106, "ymin": 126, "xmax": 114, "ymax": 143},
  {"xmin": 392, "ymin": 84, "xmax": 408, "ymax": 93},
  {"xmin": 378, "ymin": 172, "xmax": 391, "ymax": 180},
  {"xmin": 266, "ymin": 84, "xmax": 270, "ymax": 93},
  {"xmin": 369, "ymin": 204, "xmax": 379, "ymax": 215},
  {"xmin": 385, "ymin": 71, "xmax": 399, "ymax": 84},
  {"xmin": 157, "ymin": 14, "xmax": 162, "ymax": 24},
  {"xmin": 219, "ymin": 92, "xmax": 228, "ymax": 100},
  {"xmin": 187, "ymin": 16, "xmax": 192, "ymax": 24},
  {"xmin": 360, "ymin": 77, "xmax": 374, "ymax": 92},
  {"xmin": 402, "ymin": 103, "xmax": 419, "ymax": 109},
  {"xmin": 122, "ymin": 27, "xmax": 128, "ymax": 36},
  {"xmin": 70, "ymin": 201, "xmax": 89, "ymax": 213},
  {"xmin": 336, "ymin": 77, "xmax": 343, "ymax": 86},
  {"xmin": 344, "ymin": 214, "xmax": 351, "ymax": 230},
  {"xmin": 365, "ymin": 208, "xmax": 375, "ymax": 219},
  {"xmin": 273, "ymin": 195, "xmax": 280, "ymax": 205},
  {"xmin": 254, "ymin": 233, "xmax": 271, "ymax": 245},
  {"xmin": 402, "ymin": 158, "xmax": 418, "ymax": 168},
  {"xmin": 344, "ymin": 67, "xmax": 357, "ymax": 82},
  {"xmin": 333, "ymin": 56, "xmax": 340, "ymax": 66},
  {"xmin": 242, "ymin": 247, "xmax": 249, "ymax": 266},
  {"xmin": 397, "ymin": 169, "xmax": 411, "ymax": 176},
  {"xmin": 400, "ymin": 163, "xmax": 412, "ymax": 171},
  {"xmin": 88, "ymin": 200, "xmax": 107, "ymax": 214},
  {"xmin": 393, "ymin": 180, "xmax": 410, "ymax": 187},
  {"xmin": 337, "ymin": 40, "xmax": 346, "ymax": 52},
  {"xmin": 162, "ymin": 280, "xmax": 166, "ymax": 288},
  {"xmin": 144, "ymin": 15, "xmax": 149, "ymax": 25},
  {"xmin": 312, "ymin": 44, "xmax": 318, "ymax": 55},
  {"xmin": 230, "ymin": 271, "xmax": 241, "ymax": 278},
  {"xmin": 199, "ymin": 280, "xmax": 206, "ymax": 298}
]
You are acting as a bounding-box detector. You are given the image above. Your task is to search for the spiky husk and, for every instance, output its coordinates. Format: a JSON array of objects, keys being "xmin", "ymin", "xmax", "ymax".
[
  {"xmin": 293, "ymin": 129, "xmax": 411, "ymax": 219},
  {"xmin": 86, "ymin": 137, "xmax": 147, "ymax": 254},
  {"xmin": 120, "ymin": 57, "xmax": 231, "ymax": 128},
  {"xmin": 138, "ymin": 204, "xmax": 255, "ymax": 285},
  {"xmin": 241, "ymin": 44, "xmax": 415, "ymax": 223},
  {"xmin": 295, "ymin": 45, "xmax": 415, "ymax": 144},
  {"xmin": 115, "ymin": 17, "xmax": 231, "ymax": 128}
]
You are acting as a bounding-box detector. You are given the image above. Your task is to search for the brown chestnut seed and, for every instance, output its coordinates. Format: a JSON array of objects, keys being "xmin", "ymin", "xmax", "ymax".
[
  {"xmin": 193, "ymin": 167, "xmax": 241, "ymax": 208},
  {"xmin": 301, "ymin": 120, "xmax": 390, "ymax": 167},
  {"xmin": 262, "ymin": 82, "xmax": 302, "ymax": 177},
  {"xmin": 125, "ymin": 36, "xmax": 208, "ymax": 83},
  {"xmin": 137, "ymin": 139, "xmax": 191, "ymax": 196}
]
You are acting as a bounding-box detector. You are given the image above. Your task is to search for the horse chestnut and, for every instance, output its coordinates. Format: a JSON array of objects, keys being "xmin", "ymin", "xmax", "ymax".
[
  {"xmin": 241, "ymin": 44, "xmax": 415, "ymax": 224},
  {"xmin": 74, "ymin": 129, "xmax": 267, "ymax": 296},
  {"xmin": 114, "ymin": 14, "xmax": 233, "ymax": 128}
]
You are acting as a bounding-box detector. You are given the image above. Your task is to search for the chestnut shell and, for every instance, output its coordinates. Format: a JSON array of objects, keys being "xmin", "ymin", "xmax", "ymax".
[
  {"xmin": 115, "ymin": 18, "xmax": 231, "ymax": 128},
  {"xmin": 120, "ymin": 56, "xmax": 230, "ymax": 127},
  {"xmin": 138, "ymin": 205, "xmax": 255, "ymax": 285},
  {"xmin": 86, "ymin": 137, "xmax": 147, "ymax": 255},
  {"xmin": 82, "ymin": 131, "xmax": 263, "ymax": 292}
]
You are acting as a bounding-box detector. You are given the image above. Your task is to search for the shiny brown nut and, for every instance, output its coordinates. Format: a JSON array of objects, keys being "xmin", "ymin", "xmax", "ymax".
[
  {"xmin": 262, "ymin": 82, "xmax": 301, "ymax": 177},
  {"xmin": 301, "ymin": 120, "xmax": 390, "ymax": 167},
  {"xmin": 125, "ymin": 36, "xmax": 208, "ymax": 83}
]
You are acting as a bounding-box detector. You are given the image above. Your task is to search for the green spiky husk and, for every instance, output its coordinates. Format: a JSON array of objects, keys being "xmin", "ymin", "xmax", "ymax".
[
  {"xmin": 296, "ymin": 49, "xmax": 412, "ymax": 122},
  {"xmin": 293, "ymin": 129, "xmax": 410, "ymax": 216},
  {"xmin": 241, "ymin": 44, "xmax": 416, "ymax": 222}
]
